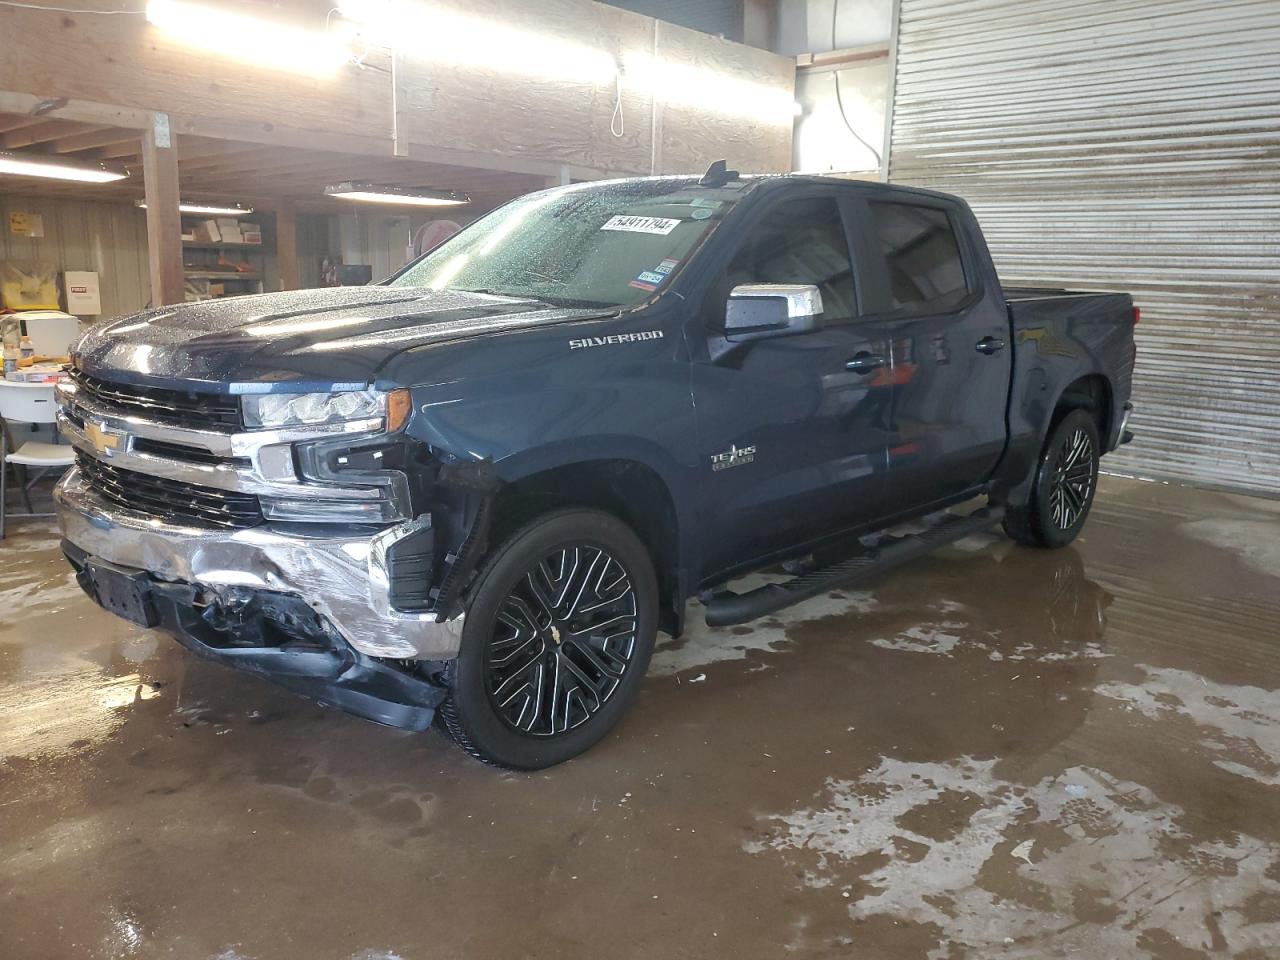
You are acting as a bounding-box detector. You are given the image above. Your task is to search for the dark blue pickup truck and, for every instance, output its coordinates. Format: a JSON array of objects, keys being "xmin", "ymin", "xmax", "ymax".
[{"xmin": 55, "ymin": 168, "xmax": 1136, "ymax": 768}]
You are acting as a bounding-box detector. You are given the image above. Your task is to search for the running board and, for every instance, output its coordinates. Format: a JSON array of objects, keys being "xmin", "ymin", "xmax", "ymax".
[{"xmin": 703, "ymin": 506, "xmax": 1006, "ymax": 628}]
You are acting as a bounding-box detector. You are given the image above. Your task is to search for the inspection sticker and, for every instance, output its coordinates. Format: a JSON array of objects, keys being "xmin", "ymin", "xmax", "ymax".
[
  {"xmin": 601, "ymin": 215, "xmax": 681, "ymax": 235},
  {"xmin": 629, "ymin": 271, "xmax": 663, "ymax": 291},
  {"xmin": 655, "ymin": 258, "xmax": 679, "ymax": 274}
]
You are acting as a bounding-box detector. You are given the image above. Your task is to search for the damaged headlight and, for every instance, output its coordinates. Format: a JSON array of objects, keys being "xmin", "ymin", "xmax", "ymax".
[{"xmin": 242, "ymin": 389, "xmax": 405, "ymax": 430}]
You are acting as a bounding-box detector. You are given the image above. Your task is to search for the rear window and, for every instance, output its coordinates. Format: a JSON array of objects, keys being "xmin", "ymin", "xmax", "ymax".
[{"xmin": 867, "ymin": 201, "xmax": 969, "ymax": 314}]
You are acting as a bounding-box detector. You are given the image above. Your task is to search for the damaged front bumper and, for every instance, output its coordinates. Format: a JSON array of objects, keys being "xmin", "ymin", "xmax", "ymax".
[
  {"xmin": 63, "ymin": 544, "xmax": 447, "ymax": 730},
  {"xmin": 55, "ymin": 467, "xmax": 465, "ymax": 661}
]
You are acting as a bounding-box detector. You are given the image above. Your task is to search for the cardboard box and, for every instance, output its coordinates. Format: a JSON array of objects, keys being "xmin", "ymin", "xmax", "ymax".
[
  {"xmin": 192, "ymin": 220, "xmax": 221, "ymax": 243},
  {"xmin": 64, "ymin": 270, "xmax": 102, "ymax": 316}
]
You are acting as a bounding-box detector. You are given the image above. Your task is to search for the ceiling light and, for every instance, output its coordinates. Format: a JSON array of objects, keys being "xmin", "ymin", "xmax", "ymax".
[
  {"xmin": 325, "ymin": 182, "xmax": 471, "ymax": 207},
  {"xmin": 135, "ymin": 200, "xmax": 255, "ymax": 216},
  {"xmin": 0, "ymin": 151, "xmax": 129, "ymax": 184},
  {"xmin": 146, "ymin": 0, "xmax": 351, "ymax": 76}
]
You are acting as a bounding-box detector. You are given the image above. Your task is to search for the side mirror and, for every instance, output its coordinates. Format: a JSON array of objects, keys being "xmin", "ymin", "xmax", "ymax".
[{"xmin": 724, "ymin": 284, "xmax": 824, "ymax": 342}]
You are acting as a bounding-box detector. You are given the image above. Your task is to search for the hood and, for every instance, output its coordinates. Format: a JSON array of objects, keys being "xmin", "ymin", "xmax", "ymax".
[{"xmin": 73, "ymin": 286, "xmax": 610, "ymax": 392}]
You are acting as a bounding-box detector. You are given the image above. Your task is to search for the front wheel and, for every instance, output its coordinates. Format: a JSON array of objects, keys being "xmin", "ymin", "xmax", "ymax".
[
  {"xmin": 438, "ymin": 509, "xmax": 658, "ymax": 769},
  {"xmin": 1003, "ymin": 408, "xmax": 1101, "ymax": 549}
]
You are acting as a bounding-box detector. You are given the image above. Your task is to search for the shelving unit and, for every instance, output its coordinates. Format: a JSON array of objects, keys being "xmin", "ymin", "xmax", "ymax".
[{"xmin": 181, "ymin": 216, "xmax": 270, "ymax": 301}]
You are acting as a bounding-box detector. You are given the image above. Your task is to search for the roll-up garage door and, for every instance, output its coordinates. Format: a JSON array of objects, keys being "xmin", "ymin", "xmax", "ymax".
[{"xmin": 887, "ymin": 0, "xmax": 1280, "ymax": 495}]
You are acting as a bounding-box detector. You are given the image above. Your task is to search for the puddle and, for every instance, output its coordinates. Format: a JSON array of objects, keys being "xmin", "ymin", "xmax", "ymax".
[
  {"xmin": 747, "ymin": 756, "xmax": 1280, "ymax": 957},
  {"xmin": 1179, "ymin": 518, "xmax": 1280, "ymax": 578},
  {"xmin": 1097, "ymin": 665, "xmax": 1280, "ymax": 786}
]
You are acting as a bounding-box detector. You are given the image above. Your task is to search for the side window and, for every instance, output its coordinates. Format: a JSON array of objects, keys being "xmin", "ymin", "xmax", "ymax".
[
  {"xmin": 867, "ymin": 201, "xmax": 969, "ymax": 314},
  {"xmin": 723, "ymin": 196, "xmax": 858, "ymax": 323}
]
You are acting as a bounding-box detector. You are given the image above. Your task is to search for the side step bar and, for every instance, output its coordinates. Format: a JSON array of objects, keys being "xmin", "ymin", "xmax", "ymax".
[{"xmin": 703, "ymin": 505, "xmax": 1006, "ymax": 628}]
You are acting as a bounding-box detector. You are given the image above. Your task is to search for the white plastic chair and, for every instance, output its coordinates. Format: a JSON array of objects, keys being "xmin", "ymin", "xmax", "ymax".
[{"xmin": 0, "ymin": 380, "xmax": 75, "ymax": 537}]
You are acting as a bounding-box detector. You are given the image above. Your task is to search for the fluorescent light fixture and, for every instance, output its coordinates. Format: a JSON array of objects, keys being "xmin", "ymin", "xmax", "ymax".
[
  {"xmin": 624, "ymin": 52, "xmax": 797, "ymax": 126},
  {"xmin": 135, "ymin": 200, "xmax": 254, "ymax": 216},
  {"xmin": 336, "ymin": 1, "xmax": 616, "ymax": 85},
  {"xmin": 146, "ymin": 0, "xmax": 351, "ymax": 76},
  {"xmin": 325, "ymin": 182, "xmax": 471, "ymax": 207},
  {"xmin": 135, "ymin": 200, "xmax": 255, "ymax": 216},
  {"xmin": 0, "ymin": 151, "xmax": 128, "ymax": 184}
]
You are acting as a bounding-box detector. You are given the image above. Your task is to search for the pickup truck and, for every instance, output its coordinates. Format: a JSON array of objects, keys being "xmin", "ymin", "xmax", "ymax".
[{"xmin": 54, "ymin": 166, "xmax": 1136, "ymax": 769}]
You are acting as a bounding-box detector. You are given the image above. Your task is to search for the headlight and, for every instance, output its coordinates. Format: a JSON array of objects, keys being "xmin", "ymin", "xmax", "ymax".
[{"xmin": 242, "ymin": 390, "xmax": 385, "ymax": 429}]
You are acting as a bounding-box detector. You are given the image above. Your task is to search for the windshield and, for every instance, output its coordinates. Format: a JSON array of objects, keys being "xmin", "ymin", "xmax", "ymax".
[{"xmin": 389, "ymin": 178, "xmax": 748, "ymax": 308}]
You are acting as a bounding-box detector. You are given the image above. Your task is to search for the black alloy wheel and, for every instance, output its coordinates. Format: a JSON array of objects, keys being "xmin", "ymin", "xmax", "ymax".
[
  {"xmin": 1048, "ymin": 424, "xmax": 1096, "ymax": 531},
  {"xmin": 1003, "ymin": 407, "xmax": 1101, "ymax": 549},
  {"xmin": 486, "ymin": 544, "xmax": 639, "ymax": 736},
  {"xmin": 439, "ymin": 509, "xmax": 658, "ymax": 769}
]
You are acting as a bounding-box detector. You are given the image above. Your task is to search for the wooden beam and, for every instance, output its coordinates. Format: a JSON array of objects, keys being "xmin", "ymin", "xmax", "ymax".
[
  {"xmin": 0, "ymin": 114, "xmax": 45, "ymax": 135},
  {"xmin": 0, "ymin": 92, "xmax": 152, "ymax": 129},
  {"xmin": 92, "ymin": 139, "xmax": 142, "ymax": 160},
  {"xmin": 276, "ymin": 203, "xmax": 299, "ymax": 292},
  {"xmin": 142, "ymin": 117, "xmax": 185, "ymax": 307},
  {"xmin": 795, "ymin": 45, "xmax": 890, "ymax": 71},
  {"xmin": 49, "ymin": 127, "xmax": 136, "ymax": 154},
  {"xmin": 2, "ymin": 120, "xmax": 105, "ymax": 150}
]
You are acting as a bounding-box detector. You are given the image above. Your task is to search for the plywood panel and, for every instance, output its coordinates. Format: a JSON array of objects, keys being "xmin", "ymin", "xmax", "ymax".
[
  {"xmin": 0, "ymin": 0, "xmax": 792, "ymax": 178},
  {"xmin": 654, "ymin": 19, "xmax": 796, "ymax": 173}
]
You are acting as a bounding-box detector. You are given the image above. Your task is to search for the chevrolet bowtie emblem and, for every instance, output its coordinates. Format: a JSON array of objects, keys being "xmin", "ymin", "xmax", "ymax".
[{"xmin": 84, "ymin": 421, "xmax": 122, "ymax": 456}]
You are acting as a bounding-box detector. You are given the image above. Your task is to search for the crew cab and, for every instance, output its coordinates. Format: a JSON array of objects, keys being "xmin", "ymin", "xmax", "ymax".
[{"xmin": 54, "ymin": 167, "xmax": 1136, "ymax": 768}]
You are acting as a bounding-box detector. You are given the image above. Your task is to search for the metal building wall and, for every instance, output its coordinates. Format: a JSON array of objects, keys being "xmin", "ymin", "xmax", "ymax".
[{"xmin": 887, "ymin": 0, "xmax": 1280, "ymax": 495}]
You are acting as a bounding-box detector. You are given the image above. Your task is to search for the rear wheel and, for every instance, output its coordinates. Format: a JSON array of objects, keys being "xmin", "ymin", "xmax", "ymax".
[
  {"xmin": 1003, "ymin": 408, "xmax": 1100, "ymax": 548},
  {"xmin": 438, "ymin": 509, "xmax": 657, "ymax": 769}
]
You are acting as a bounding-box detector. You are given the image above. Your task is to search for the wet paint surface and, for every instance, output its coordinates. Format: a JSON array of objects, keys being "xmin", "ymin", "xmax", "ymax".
[{"xmin": 2, "ymin": 475, "xmax": 1279, "ymax": 959}]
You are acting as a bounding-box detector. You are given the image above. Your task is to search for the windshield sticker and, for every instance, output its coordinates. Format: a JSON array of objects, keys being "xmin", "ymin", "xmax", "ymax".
[
  {"xmin": 691, "ymin": 208, "xmax": 713, "ymax": 220},
  {"xmin": 655, "ymin": 258, "xmax": 679, "ymax": 274},
  {"xmin": 690, "ymin": 198, "xmax": 723, "ymax": 208},
  {"xmin": 629, "ymin": 267, "xmax": 671, "ymax": 292},
  {"xmin": 601, "ymin": 215, "xmax": 681, "ymax": 235}
]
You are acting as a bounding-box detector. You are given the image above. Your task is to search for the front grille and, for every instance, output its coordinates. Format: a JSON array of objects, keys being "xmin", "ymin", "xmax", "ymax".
[
  {"xmin": 76, "ymin": 451, "xmax": 263, "ymax": 530},
  {"xmin": 68, "ymin": 367, "xmax": 241, "ymax": 431}
]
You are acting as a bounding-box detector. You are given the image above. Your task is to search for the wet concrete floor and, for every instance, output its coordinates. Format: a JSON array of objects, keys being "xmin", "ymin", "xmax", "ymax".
[{"xmin": 2, "ymin": 475, "xmax": 1280, "ymax": 959}]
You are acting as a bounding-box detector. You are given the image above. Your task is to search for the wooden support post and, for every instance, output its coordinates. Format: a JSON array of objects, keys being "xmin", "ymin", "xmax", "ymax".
[
  {"xmin": 276, "ymin": 203, "xmax": 299, "ymax": 292},
  {"xmin": 141, "ymin": 114, "xmax": 184, "ymax": 307}
]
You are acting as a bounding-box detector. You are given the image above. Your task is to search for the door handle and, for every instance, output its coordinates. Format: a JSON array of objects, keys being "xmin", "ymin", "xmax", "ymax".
[
  {"xmin": 845, "ymin": 352, "xmax": 886, "ymax": 373},
  {"xmin": 975, "ymin": 336, "xmax": 1006, "ymax": 355}
]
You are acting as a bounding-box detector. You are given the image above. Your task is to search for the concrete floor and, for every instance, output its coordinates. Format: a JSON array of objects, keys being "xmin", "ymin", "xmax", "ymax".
[{"xmin": 2, "ymin": 475, "xmax": 1279, "ymax": 960}]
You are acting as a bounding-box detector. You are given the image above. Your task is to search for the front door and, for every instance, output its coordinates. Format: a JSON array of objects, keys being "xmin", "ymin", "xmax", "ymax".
[{"xmin": 690, "ymin": 192, "xmax": 895, "ymax": 579}]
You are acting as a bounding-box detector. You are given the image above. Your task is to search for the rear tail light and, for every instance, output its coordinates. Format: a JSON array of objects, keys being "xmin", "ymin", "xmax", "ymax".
[{"xmin": 1132, "ymin": 306, "xmax": 1141, "ymax": 325}]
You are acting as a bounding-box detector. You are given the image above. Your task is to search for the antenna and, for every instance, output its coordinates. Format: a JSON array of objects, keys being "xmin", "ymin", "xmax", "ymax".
[{"xmin": 698, "ymin": 159, "xmax": 740, "ymax": 188}]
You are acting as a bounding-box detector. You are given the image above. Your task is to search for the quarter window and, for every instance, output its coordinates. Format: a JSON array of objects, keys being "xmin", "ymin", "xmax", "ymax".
[{"xmin": 867, "ymin": 202, "xmax": 969, "ymax": 313}]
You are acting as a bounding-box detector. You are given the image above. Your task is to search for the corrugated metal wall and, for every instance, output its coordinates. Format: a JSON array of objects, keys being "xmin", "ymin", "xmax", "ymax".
[
  {"xmin": 0, "ymin": 193, "xmax": 150, "ymax": 321},
  {"xmin": 888, "ymin": 0, "xmax": 1280, "ymax": 495}
]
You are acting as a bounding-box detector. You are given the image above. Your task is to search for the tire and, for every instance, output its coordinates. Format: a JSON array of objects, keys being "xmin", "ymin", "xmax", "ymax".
[
  {"xmin": 438, "ymin": 508, "xmax": 658, "ymax": 769},
  {"xmin": 1003, "ymin": 408, "xmax": 1101, "ymax": 549}
]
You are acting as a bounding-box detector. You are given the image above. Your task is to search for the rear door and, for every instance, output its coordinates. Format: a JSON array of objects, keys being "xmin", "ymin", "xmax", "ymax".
[
  {"xmin": 690, "ymin": 188, "xmax": 896, "ymax": 577},
  {"xmin": 852, "ymin": 196, "xmax": 1011, "ymax": 506}
]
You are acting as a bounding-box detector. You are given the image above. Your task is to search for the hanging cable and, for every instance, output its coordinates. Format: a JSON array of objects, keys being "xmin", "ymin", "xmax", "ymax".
[
  {"xmin": 610, "ymin": 69, "xmax": 625, "ymax": 138},
  {"xmin": 831, "ymin": 0, "xmax": 882, "ymax": 169}
]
